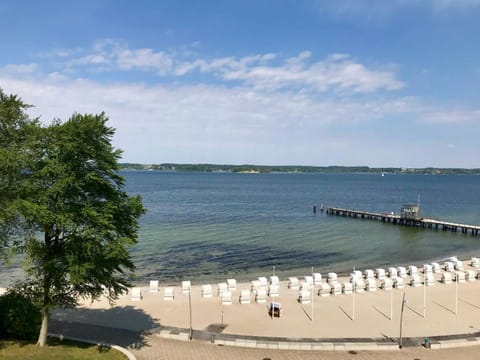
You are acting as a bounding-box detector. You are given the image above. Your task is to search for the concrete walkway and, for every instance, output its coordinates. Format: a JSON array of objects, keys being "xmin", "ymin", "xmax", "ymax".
[{"xmin": 49, "ymin": 319, "xmax": 480, "ymax": 360}]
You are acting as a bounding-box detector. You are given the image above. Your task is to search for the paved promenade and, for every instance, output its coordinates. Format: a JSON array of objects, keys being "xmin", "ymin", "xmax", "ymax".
[
  {"xmin": 50, "ymin": 257, "xmax": 480, "ymax": 358},
  {"xmin": 50, "ymin": 319, "xmax": 480, "ymax": 360}
]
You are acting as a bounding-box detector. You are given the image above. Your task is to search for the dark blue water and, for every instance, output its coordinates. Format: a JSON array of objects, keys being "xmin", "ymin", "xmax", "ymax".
[{"xmin": 124, "ymin": 171, "xmax": 480, "ymax": 284}]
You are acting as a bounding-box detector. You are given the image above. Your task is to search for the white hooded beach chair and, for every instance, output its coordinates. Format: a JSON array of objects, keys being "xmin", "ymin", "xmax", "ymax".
[
  {"xmin": 298, "ymin": 289, "xmax": 311, "ymax": 304},
  {"xmin": 239, "ymin": 289, "xmax": 251, "ymax": 304},
  {"xmin": 221, "ymin": 291, "xmax": 233, "ymax": 305},
  {"xmin": 304, "ymin": 275, "xmax": 314, "ymax": 286},
  {"xmin": 313, "ymin": 273, "xmax": 322, "ymax": 285},
  {"xmin": 149, "ymin": 280, "xmax": 159, "ymax": 293},
  {"xmin": 164, "ymin": 287, "xmax": 174, "ymax": 300},
  {"xmin": 217, "ymin": 282, "xmax": 228, "ymax": 296},
  {"xmin": 255, "ymin": 289, "xmax": 267, "ymax": 303},
  {"xmin": 388, "ymin": 267, "xmax": 397, "ymax": 278},
  {"xmin": 353, "ymin": 278, "xmax": 365, "ymax": 292},
  {"xmin": 268, "ymin": 284, "xmax": 279, "ymax": 297},
  {"xmin": 366, "ymin": 279, "xmax": 377, "ymax": 292},
  {"xmin": 227, "ymin": 278, "xmax": 237, "ymax": 291},
  {"xmin": 456, "ymin": 271, "xmax": 465, "ymax": 283},
  {"xmin": 300, "ymin": 281, "xmax": 312, "ymax": 291},
  {"xmin": 393, "ymin": 277, "xmax": 404, "ymax": 289},
  {"xmin": 342, "ymin": 282, "xmax": 353, "ymax": 294},
  {"xmin": 397, "ymin": 267, "xmax": 407, "ymax": 277},
  {"xmin": 441, "ymin": 272, "xmax": 452, "ymax": 284},
  {"xmin": 471, "ymin": 257, "xmax": 479, "ymax": 268},
  {"xmin": 201, "ymin": 284, "xmax": 213, "ymax": 298},
  {"xmin": 423, "ymin": 264, "xmax": 432, "ymax": 274},
  {"xmin": 258, "ymin": 277, "xmax": 268, "ymax": 289},
  {"xmin": 364, "ymin": 269, "xmax": 374, "ymax": 280},
  {"xmin": 381, "ymin": 278, "xmax": 393, "ymax": 290},
  {"xmin": 449, "ymin": 256, "xmax": 458, "ymax": 263},
  {"xmin": 424, "ymin": 273, "xmax": 435, "ymax": 286},
  {"xmin": 410, "ymin": 274, "xmax": 421, "ymax": 287},
  {"xmin": 131, "ymin": 287, "xmax": 142, "ymax": 301},
  {"xmin": 181, "ymin": 280, "xmax": 191, "ymax": 294},
  {"xmin": 376, "ymin": 268, "xmax": 386, "ymax": 280},
  {"xmin": 352, "ymin": 270, "xmax": 362, "ymax": 280},
  {"xmin": 251, "ymin": 280, "xmax": 261, "ymax": 292},
  {"xmin": 431, "ymin": 262, "xmax": 441, "ymax": 273},
  {"xmin": 288, "ymin": 277, "xmax": 299, "ymax": 289},
  {"xmin": 318, "ymin": 283, "xmax": 330, "ymax": 296},
  {"xmin": 330, "ymin": 282, "xmax": 342, "ymax": 295},
  {"xmin": 444, "ymin": 261, "xmax": 455, "ymax": 272},
  {"xmin": 270, "ymin": 275, "xmax": 279, "ymax": 286},
  {"xmin": 408, "ymin": 265, "xmax": 418, "ymax": 276},
  {"xmin": 466, "ymin": 270, "xmax": 476, "ymax": 281},
  {"xmin": 454, "ymin": 261, "xmax": 464, "ymax": 271},
  {"xmin": 327, "ymin": 272, "xmax": 338, "ymax": 284}
]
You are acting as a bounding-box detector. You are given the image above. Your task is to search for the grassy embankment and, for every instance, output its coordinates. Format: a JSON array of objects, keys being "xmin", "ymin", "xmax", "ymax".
[{"xmin": 0, "ymin": 338, "xmax": 127, "ymax": 360}]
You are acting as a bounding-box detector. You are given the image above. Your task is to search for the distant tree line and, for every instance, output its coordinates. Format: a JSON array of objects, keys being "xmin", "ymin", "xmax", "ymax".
[{"xmin": 119, "ymin": 163, "xmax": 480, "ymax": 175}]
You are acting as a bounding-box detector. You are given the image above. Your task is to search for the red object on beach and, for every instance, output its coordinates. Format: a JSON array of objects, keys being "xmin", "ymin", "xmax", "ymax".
[{"xmin": 269, "ymin": 302, "xmax": 282, "ymax": 318}]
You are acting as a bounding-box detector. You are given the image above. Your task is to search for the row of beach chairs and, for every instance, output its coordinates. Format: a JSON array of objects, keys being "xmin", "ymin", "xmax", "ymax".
[{"xmin": 130, "ymin": 257, "xmax": 479, "ymax": 301}]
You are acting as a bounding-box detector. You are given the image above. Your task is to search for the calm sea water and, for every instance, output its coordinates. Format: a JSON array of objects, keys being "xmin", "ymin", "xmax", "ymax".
[{"xmin": 124, "ymin": 171, "xmax": 480, "ymax": 284}]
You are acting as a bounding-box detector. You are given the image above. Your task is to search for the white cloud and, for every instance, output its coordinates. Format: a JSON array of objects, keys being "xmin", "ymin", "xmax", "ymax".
[
  {"xmin": 314, "ymin": 0, "xmax": 480, "ymax": 20},
  {"xmin": 2, "ymin": 41, "xmax": 477, "ymax": 167},
  {"xmin": 1, "ymin": 63, "xmax": 38, "ymax": 74},
  {"xmin": 433, "ymin": 0, "xmax": 480, "ymax": 11},
  {"xmin": 43, "ymin": 40, "xmax": 403, "ymax": 94},
  {"xmin": 420, "ymin": 110, "xmax": 480, "ymax": 123},
  {"xmin": 0, "ymin": 68, "xmax": 417, "ymax": 164}
]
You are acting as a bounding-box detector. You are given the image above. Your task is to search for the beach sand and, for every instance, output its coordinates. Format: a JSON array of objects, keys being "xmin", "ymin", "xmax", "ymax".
[{"xmin": 53, "ymin": 257, "xmax": 480, "ymax": 340}]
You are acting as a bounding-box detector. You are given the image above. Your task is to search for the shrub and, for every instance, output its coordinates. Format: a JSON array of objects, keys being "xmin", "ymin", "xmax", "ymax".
[{"xmin": 0, "ymin": 290, "xmax": 41, "ymax": 340}]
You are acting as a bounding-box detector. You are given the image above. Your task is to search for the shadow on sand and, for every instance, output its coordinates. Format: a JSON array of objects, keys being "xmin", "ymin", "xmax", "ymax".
[{"xmin": 50, "ymin": 305, "xmax": 161, "ymax": 350}]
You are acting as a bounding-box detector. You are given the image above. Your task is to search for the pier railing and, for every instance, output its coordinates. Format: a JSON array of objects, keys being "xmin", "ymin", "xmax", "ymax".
[{"xmin": 327, "ymin": 207, "xmax": 480, "ymax": 236}]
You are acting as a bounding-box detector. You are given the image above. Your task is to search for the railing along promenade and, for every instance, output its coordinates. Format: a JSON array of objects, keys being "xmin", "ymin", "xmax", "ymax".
[{"xmin": 327, "ymin": 207, "xmax": 480, "ymax": 236}]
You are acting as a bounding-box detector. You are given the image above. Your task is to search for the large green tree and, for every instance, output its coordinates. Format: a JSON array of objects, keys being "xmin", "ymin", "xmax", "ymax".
[{"xmin": 0, "ymin": 89, "xmax": 145, "ymax": 346}]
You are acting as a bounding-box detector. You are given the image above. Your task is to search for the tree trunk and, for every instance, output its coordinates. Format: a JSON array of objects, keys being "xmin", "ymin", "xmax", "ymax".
[{"xmin": 37, "ymin": 308, "xmax": 49, "ymax": 347}]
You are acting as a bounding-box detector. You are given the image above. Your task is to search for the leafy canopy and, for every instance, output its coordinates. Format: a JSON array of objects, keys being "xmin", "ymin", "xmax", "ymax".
[{"xmin": 0, "ymin": 88, "xmax": 145, "ymax": 315}]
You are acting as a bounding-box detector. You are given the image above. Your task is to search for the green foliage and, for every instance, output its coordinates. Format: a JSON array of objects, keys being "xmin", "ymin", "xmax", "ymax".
[
  {"xmin": 0, "ymin": 88, "xmax": 146, "ymax": 345},
  {"xmin": 0, "ymin": 290, "xmax": 41, "ymax": 340},
  {"xmin": 119, "ymin": 162, "xmax": 480, "ymax": 175},
  {"xmin": 0, "ymin": 338, "xmax": 126, "ymax": 359}
]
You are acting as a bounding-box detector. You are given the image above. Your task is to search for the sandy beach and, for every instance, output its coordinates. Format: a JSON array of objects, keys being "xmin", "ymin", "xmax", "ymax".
[{"xmin": 52, "ymin": 256, "xmax": 480, "ymax": 343}]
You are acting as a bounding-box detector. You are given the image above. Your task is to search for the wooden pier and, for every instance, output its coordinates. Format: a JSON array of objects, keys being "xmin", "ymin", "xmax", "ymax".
[{"xmin": 327, "ymin": 207, "xmax": 480, "ymax": 236}]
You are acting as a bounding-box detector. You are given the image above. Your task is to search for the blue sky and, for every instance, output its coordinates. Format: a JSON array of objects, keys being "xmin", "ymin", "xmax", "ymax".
[{"xmin": 1, "ymin": 0, "xmax": 479, "ymax": 167}]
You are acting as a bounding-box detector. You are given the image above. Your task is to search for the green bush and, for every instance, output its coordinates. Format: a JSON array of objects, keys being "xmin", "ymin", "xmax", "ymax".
[{"xmin": 0, "ymin": 290, "xmax": 41, "ymax": 340}]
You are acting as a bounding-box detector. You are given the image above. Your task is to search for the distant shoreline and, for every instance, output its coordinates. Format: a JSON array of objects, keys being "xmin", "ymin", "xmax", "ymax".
[{"xmin": 119, "ymin": 163, "xmax": 480, "ymax": 175}]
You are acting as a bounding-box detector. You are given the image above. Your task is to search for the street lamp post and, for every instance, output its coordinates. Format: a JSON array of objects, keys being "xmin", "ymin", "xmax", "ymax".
[
  {"xmin": 352, "ymin": 266, "xmax": 356, "ymax": 321},
  {"xmin": 188, "ymin": 288, "xmax": 193, "ymax": 340},
  {"xmin": 390, "ymin": 285, "xmax": 393, "ymax": 321},
  {"xmin": 423, "ymin": 276, "xmax": 426, "ymax": 318},
  {"xmin": 455, "ymin": 271, "xmax": 458, "ymax": 315},
  {"xmin": 311, "ymin": 266, "xmax": 314, "ymax": 322},
  {"xmin": 399, "ymin": 292, "xmax": 407, "ymax": 349}
]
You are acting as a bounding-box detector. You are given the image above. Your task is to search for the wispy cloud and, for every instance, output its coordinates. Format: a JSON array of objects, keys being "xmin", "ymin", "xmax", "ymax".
[
  {"xmin": 314, "ymin": 0, "xmax": 480, "ymax": 21},
  {"xmin": 420, "ymin": 110, "xmax": 480, "ymax": 123},
  {"xmin": 38, "ymin": 39, "xmax": 403, "ymax": 94},
  {"xmin": 1, "ymin": 63, "xmax": 38, "ymax": 74},
  {"xmin": 0, "ymin": 62, "xmax": 419, "ymax": 164},
  {"xmin": 1, "ymin": 40, "xmax": 477, "ymax": 166},
  {"xmin": 433, "ymin": 0, "xmax": 480, "ymax": 11}
]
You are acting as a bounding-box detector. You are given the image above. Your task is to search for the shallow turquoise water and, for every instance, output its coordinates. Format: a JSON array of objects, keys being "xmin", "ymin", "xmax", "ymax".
[{"xmin": 124, "ymin": 171, "xmax": 480, "ymax": 284}]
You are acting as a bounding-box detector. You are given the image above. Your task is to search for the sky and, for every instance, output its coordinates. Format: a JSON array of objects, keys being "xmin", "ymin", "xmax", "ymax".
[{"xmin": 1, "ymin": 0, "xmax": 479, "ymax": 167}]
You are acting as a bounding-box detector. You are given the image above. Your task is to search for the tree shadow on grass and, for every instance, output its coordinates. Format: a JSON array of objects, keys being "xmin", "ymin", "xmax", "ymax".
[{"xmin": 50, "ymin": 305, "xmax": 161, "ymax": 350}]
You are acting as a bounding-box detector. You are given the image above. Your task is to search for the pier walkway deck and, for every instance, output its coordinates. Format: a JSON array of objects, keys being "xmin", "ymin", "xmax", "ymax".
[{"xmin": 327, "ymin": 207, "xmax": 480, "ymax": 236}]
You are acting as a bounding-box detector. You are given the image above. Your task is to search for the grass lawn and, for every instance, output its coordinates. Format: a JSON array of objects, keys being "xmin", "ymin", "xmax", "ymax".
[{"xmin": 0, "ymin": 338, "xmax": 127, "ymax": 359}]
